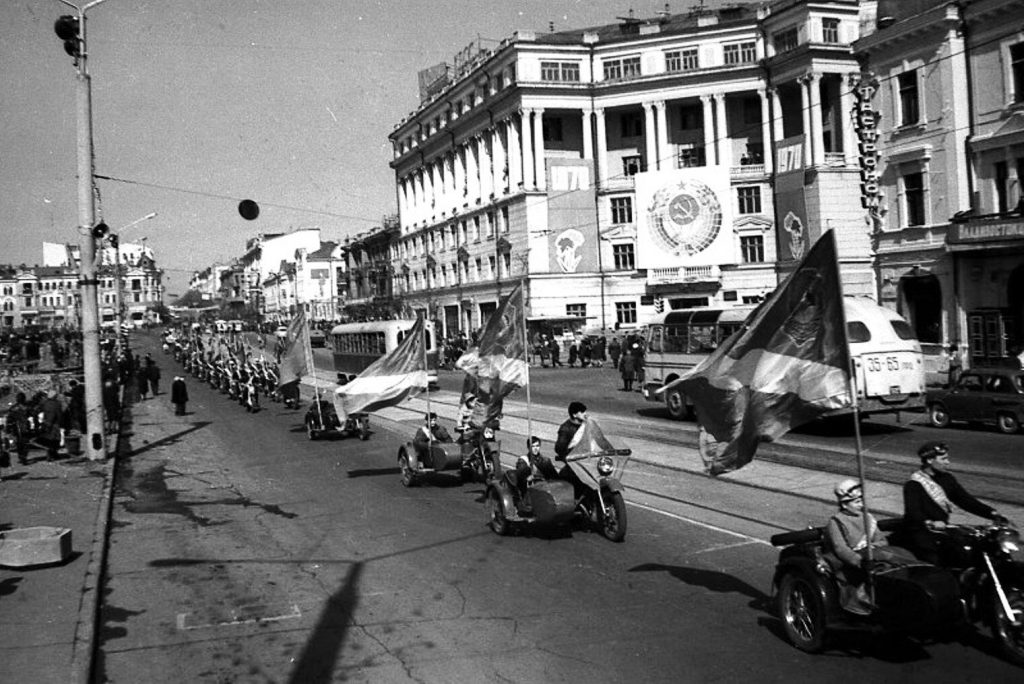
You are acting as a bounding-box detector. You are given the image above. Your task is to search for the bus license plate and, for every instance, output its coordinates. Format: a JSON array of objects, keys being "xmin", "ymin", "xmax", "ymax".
[{"xmin": 865, "ymin": 355, "xmax": 900, "ymax": 373}]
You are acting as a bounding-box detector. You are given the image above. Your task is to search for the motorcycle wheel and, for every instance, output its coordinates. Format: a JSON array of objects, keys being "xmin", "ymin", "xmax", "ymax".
[
  {"xmin": 599, "ymin": 491, "xmax": 628, "ymax": 542},
  {"xmin": 399, "ymin": 453, "xmax": 416, "ymax": 488},
  {"xmin": 777, "ymin": 573, "xmax": 827, "ymax": 653},
  {"xmin": 306, "ymin": 421, "xmax": 317, "ymax": 441},
  {"xmin": 488, "ymin": 489, "xmax": 509, "ymax": 535},
  {"xmin": 991, "ymin": 584, "xmax": 1024, "ymax": 666}
]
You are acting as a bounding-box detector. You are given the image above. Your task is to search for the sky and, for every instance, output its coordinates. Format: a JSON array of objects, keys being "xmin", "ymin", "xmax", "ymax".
[{"xmin": 0, "ymin": 0, "xmax": 731, "ymax": 299}]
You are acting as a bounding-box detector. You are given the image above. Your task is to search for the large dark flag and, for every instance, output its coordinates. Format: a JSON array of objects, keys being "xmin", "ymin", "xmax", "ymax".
[
  {"xmin": 277, "ymin": 311, "xmax": 311, "ymax": 389},
  {"xmin": 677, "ymin": 231, "xmax": 852, "ymax": 475},
  {"xmin": 333, "ymin": 316, "xmax": 428, "ymax": 418},
  {"xmin": 456, "ymin": 283, "xmax": 528, "ymax": 425}
]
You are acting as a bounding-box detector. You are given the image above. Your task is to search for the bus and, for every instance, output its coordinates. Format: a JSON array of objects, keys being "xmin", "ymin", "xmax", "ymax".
[
  {"xmin": 328, "ymin": 319, "xmax": 439, "ymax": 388},
  {"xmin": 641, "ymin": 296, "xmax": 926, "ymax": 420}
]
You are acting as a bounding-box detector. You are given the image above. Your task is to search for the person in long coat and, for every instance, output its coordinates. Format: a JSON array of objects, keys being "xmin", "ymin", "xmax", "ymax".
[
  {"xmin": 620, "ymin": 344, "xmax": 638, "ymax": 391},
  {"xmin": 136, "ymin": 365, "xmax": 149, "ymax": 400},
  {"xmin": 171, "ymin": 376, "xmax": 189, "ymax": 416}
]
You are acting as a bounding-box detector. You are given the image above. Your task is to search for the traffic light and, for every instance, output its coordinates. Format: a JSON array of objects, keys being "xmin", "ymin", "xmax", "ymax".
[
  {"xmin": 654, "ymin": 298, "xmax": 665, "ymax": 314},
  {"xmin": 91, "ymin": 222, "xmax": 109, "ymax": 239},
  {"xmin": 54, "ymin": 15, "xmax": 81, "ymax": 59}
]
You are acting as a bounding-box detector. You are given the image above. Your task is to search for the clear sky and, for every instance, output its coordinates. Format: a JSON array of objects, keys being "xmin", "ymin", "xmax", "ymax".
[{"xmin": 0, "ymin": 0, "xmax": 730, "ymax": 298}]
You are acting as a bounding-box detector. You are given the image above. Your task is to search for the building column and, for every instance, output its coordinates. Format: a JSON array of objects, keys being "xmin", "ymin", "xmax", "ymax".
[
  {"xmin": 656, "ymin": 100, "xmax": 671, "ymax": 171},
  {"xmin": 799, "ymin": 76, "xmax": 812, "ymax": 166},
  {"xmin": 521, "ymin": 109, "xmax": 535, "ymax": 190},
  {"xmin": 457, "ymin": 145, "xmax": 468, "ymax": 203},
  {"xmin": 841, "ymin": 73, "xmax": 858, "ymax": 167},
  {"xmin": 581, "ymin": 107, "xmax": 593, "ymax": 161},
  {"xmin": 595, "ymin": 107, "xmax": 608, "ymax": 188},
  {"xmin": 807, "ymin": 72, "xmax": 825, "ymax": 166},
  {"xmin": 424, "ymin": 161, "xmax": 436, "ymax": 220},
  {"xmin": 493, "ymin": 123, "xmax": 507, "ymax": 196},
  {"xmin": 480, "ymin": 131, "xmax": 493, "ymax": 200},
  {"xmin": 713, "ymin": 92, "xmax": 730, "ymax": 168},
  {"xmin": 398, "ymin": 176, "xmax": 409, "ymax": 227},
  {"xmin": 642, "ymin": 102, "xmax": 657, "ymax": 171},
  {"xmin": 507, "ymin": 115, "xmax": 521, "ymax": 190},
  {"xmin": 467, "ymin": 138, "xmax": 479, "ymax": 203},
  {"xmin": 759, "ymin": 88, "xmax": 773, "ymax": 173},
  {"xmin": 532, "ymin": 107, "xmax": 546, "ymax": 190},
  {"xmin": 770, "ymin": 87, "xmax": 784, "ymax": 147},
  {"xmin": 700, "ymin": 95, "xmax": 716, "ymax": 165}
]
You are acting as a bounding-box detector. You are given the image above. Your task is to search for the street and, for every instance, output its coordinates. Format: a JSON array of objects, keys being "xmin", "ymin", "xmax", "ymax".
[{"xmin": 93, "ymin": 338, "xmax": 1023, "ymax": 682}]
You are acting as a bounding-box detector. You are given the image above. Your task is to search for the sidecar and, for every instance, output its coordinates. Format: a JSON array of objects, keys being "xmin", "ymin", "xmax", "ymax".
[
  {"xmin": 396, "ymin": 440, "xmax": 464, "ymax": 486},
  {"xmin": 304, "ymin": 404, "xmax": 370, "ymax": 441},
  {"xmin": 770, "ymin": 519, "xmax": 965, "ymax": 653},
  {"xmin": 485, "ymin": 476, "xmax": 576, "ymax": 536}
]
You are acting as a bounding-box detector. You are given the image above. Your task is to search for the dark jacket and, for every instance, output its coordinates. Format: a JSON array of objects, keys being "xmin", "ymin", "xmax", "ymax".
[
  {"xmin": 171, "ymin": 378, "xmax": 189, "ymax": 404},
  {"xmin": 903, "ymin": 470, "xmax": 997, "ymax": 530},
  {"xmin": 554, "ymin": 418, "xmax": 581, "ymax": 459}
]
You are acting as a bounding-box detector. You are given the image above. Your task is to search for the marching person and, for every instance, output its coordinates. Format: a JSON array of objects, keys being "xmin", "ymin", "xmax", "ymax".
[
  {"xmin": 171, "ymin": 376, "xmax": 189, "ymax": 416},
  {"xmin": 902, "ymin": 441, "xmax": 1004, "ymax": 563}
]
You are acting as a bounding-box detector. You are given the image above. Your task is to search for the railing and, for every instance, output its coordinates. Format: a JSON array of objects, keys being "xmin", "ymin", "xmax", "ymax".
[
  {"xmin": 730, "ymin": 163, "xmax": 765, "ymax": 177},
  {"xmin": 648, "ymin": 265, "xmax": 719, "ymax": 283}
]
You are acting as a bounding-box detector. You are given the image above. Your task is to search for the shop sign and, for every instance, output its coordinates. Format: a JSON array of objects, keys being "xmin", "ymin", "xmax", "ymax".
[{"xmin": 853, "ymin": 72, "xmax": 883, "ymax": 212}]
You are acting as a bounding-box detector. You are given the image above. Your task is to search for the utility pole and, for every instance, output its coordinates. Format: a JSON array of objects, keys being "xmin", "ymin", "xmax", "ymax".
[
  {"xmin": 55, "ymin": 0, "xmax": 112, "ymax": 461},
  {"xmin": 109, "ymin": 212, "xmax": 157, "ymax": 356}
]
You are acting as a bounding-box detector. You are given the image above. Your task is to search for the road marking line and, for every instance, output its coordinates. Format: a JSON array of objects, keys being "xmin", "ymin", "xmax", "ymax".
[
  {"xmin": 630, "ymin": 501, "xmax": 772, "ymax": 546},
  {"xmin": 176, "ymin": 603, "xmax": 302, "ymax": 631}
]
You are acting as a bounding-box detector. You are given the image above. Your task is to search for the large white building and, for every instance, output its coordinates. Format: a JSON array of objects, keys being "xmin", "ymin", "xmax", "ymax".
[{"xmin": 388, "ymin": 0, "xmax": 875, "ymax": 338}]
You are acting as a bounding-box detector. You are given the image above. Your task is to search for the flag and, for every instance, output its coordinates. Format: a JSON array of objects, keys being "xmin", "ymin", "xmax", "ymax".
[
  {"xmin": 677, "ymin": 231, "xmax": 852, "ymax": 475},
  {"xmin": 455, "ymin": 283, "xmax": 528, "ymax": 425},
  {"xmin": 566, "ymin": 417, "xmax": 617, "ymax": 456},
  {"xmin": 333, "ymin": 316, "xmax": 429, "ymax": 417},
  {"xmin": 277, "ymin": 311, "xmax": 311, "ymax": 389}
]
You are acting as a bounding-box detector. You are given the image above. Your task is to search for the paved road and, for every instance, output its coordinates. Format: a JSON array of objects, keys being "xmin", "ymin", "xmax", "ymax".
[{"xmin": 93, "ymin": 339, "xmax": 1024, "ymax": 682}]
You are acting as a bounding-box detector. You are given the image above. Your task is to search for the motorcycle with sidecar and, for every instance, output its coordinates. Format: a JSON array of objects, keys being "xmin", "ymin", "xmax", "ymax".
[
  {"xmin": 303, "ymin": 399, "xmax": 369, "ymax": 441},
  {"xmin": 770, "ymin": 518, "xmax": 965, "ymax": 654},
  {"xmin": 396, "ymin": 436, "xmax": 466, "ymax": 486},
  {"xmin": 455, "ymin": 421, "xmax": 502, "ymax": 483}
]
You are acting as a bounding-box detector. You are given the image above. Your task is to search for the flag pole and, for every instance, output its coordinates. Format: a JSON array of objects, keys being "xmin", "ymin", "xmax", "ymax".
[
  {"xmin": 300, "ymin": 312, "xmax": 322, "ymax": 426},
  {"xmin": 520, "ymin": 278, "xmax": 532, "ymax": 440},
  {"xmin": 420, "ymin": 314, "xmax": 434, "ymax": 448}
]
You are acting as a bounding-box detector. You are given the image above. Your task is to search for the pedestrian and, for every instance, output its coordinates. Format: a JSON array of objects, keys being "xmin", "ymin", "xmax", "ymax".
[
  {"xmin": 620, "ymin": 344, "xmax": 638, "ymax": 391},
  {"xmin": 64, "ymin": 379, "xmax": 86, "ymax": 433},
  {"xmin": 171, "ymin": 375, "xmax": 189, "ymax": 416},
  {"xmin": 580, "ymin": 336, "xmax": 593, "ymax": 367},
  {"xmin": 146, "ymin": 355, "xmax": 161, "ymax": 395},
  {"xmin": 946, "ymin": 344, "xmax": 962, "ymax": 388},
  {"xmin": 38, "ymin": 389, "xmax": 64, "ymax": 460},
  {"xmin": 594, "ymin": 336, "xmax": 606, "ymax": 368},
  {"xmin": 103, "ymin": 379, "xmax": 121, "ymax": 432},
  {"xmin": 608, "ymin": 337, "xmax": 621, "ymax": 369},
  {"xmin": 5, "ymin": 391, "xmax": 32, "ymax": 465},
  {"xmin": 567, "ymin": 339, "xmax": 579, "ymax": 367},
  {"xmin": 549, "ymin": 337, "xmax": 563, "ymax": 367},
  {"xmin": 136, "ymin": 365, "xmax": 149, "ymax": 400},
  {"xmin": 538, "ymin": 335, "xmax": 550, "ymax": 368}
]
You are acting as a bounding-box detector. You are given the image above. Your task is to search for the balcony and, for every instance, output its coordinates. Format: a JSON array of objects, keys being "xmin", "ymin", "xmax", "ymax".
[
  {"xmin": 730, "ymin": 163, "xmax": 765, "ymax": 178},
  {"xmin": 648, "ymin": 265, "xmax": 720, "ymax": 284}
]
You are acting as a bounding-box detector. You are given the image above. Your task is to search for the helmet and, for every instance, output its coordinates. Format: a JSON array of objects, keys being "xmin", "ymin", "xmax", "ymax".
[
  {"xmin": 917, "ymin": 441, "xmax": 949, "ymax": 461},
  {"xmin": 834, "ymin": 478, "xmax": 862, "ymax": 503}
]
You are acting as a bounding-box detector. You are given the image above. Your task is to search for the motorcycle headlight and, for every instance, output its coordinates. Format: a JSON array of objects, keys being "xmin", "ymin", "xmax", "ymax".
[
  {"xmin": 597, "ymin": 456, "xmax": 614, "ymax": 476},
  {"xmin": 997, "ymin": 530, "xmax": 1021, "ymax": 554},
  {"xmin": 483, "ymin": 427, "xmax": 494, "ymax": 439}
]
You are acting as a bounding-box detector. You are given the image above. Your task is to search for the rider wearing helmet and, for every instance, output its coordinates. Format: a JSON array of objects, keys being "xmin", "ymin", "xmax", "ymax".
[{"xmin": 902, "ymin": 441, "xmax": 1003, "ymax": 563}]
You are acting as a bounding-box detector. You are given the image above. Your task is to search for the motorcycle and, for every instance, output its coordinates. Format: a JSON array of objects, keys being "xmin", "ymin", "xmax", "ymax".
[
  {"xmin": 456, "ymin": 421, "xmax": 501, "ymax": 484},
  {"xmin": 770, "ymin": 518, "xmax": 965, "ymax": 654},
  {"xmin": 241, "ymin": 378, "xmax": 260, "ymax": 413},
  {"xmin": 561, "ymin": 448, "xmax": 630, "ymax": 542},
  {"xmin": 303, "ymin": 399, "xmax": 369, "ymax": 441},
  {"xmin": 924, "ymin": 521, "xmax": 1024, "ymax": 666}
]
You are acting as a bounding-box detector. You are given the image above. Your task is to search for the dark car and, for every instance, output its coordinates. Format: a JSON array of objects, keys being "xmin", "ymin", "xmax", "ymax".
[
  {"xmin": 308, "ymin": 329, "xmax": 327, "ymax": 348},
  {"xmin": 926, "ymin": 367, "xmax": 1024, "ymax": 434}
]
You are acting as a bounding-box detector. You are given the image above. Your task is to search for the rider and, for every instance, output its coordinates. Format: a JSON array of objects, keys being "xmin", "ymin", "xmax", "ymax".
[
  {"xmin": 506, "ymin": 436, "xmax": 559, "ymax": 512},
  {"xmin": 902, "ymin": 441, "xmax": 1004, "ymax": 564},
  {"xmin": 825, "ymin": 479, "xmax": 913, "ymax": 615},
  {"xmin": 554, "ymin": 401, "xmax": 587, "ymax": 459},
  {"xmin": 413, "ymin": 412, "xmax": 453, "ymax": 454}
]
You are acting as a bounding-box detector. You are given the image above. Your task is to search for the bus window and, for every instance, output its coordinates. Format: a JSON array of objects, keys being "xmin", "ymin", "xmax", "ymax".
[
  {"xmin": 663, "ymin": 325, "xmax": 686, "ymax": 353},
  {"xmin": 847, "ymin": 321, "xmax": 870, "ymax": 343},
  {"xmin": 647, "ymin": 326, "xmax": 663, "ymax": 353},
  {"xmin": 688, "ymin": 324, "xmax": 716, "ymax": 353},
  {"xmin": 377, "ymin": 332, "xmax": 386, "ymax": 354},
  {"xmin": 424, "ymin": 329, "xmax": 432, "ymax": 349},
  {"xmin": 890, "ymin": 320, "xmax": 915, "ymax": 341}
]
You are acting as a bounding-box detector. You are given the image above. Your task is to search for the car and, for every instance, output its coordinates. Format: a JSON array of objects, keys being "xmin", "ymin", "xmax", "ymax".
[
  {"xmin": 309, "ymin": 329, "xmax": 327, "ymax": 348},
  {"xmin": 926, "ymin": 367, "xmax": 1024, "ymax": 434},
  {"xmin": 275, "ymin": 325, "xmax": 289, "ymax": 339}
]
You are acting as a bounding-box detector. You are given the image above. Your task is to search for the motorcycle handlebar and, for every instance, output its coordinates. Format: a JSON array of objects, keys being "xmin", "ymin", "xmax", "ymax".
[{"xmin": 565, "ymin": 448, "xmax": 632, "ymax": 461}]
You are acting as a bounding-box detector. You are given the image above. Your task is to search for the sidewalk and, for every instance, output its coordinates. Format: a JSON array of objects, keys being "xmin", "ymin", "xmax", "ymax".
[{"xmin": 3, "ymin": 368, "xmax": 1023, "ymax": 684}]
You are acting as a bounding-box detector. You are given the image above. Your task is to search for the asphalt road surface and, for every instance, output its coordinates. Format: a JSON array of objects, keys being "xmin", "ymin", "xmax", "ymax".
[{"xmin": 94, "ymin": 338, "xmax": 1023, "ymax": 682}]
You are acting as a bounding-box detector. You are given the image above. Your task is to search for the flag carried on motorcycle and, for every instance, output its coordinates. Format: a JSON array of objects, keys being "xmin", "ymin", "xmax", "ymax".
[
  {"xmin": 455, "ymin": 282, "xmax": 529, "ymax": 426},
  {"xmin": 332, "ymin": 315, "xmax": 430, "ymax": 420},
  {"xmin": 676, "ymin": 231, "xmax": 852, "ymax": 475},
  {"xmin": 276, "ymin": 310, "xmax": 311, "ymax": 390}
]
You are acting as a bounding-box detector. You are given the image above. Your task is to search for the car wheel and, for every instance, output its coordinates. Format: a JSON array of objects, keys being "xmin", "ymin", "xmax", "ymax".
[
  {"xmin": 929, "ymin": 403, "xmax": 951, "ymax": 429},
  {"xmin": 665, "ymin": 387, "xmax": 688, "ymax": 421},
  {"xmin": 997, "ymin": 413, "xmax": 1021, "ymax": 435},
  {"xmin": 777, "ymin": 573, "xmax": 827, "ymax": 653}
]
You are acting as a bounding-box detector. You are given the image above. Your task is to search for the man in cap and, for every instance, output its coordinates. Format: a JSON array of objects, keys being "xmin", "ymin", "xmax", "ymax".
[
  {"xmin": 413, "ymin": 412, "xmax": 453, "ymax": 455},
  {"xmin": 902, "ymin": 441, "xmax": 1004, "ymax": 563}
]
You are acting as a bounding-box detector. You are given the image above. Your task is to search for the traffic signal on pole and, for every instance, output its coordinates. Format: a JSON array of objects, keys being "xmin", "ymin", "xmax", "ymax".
[
  {"xmin": 91, "ymin": 222, "xmax": 109, "ymax": 239},
  {"xmin": 654, "ymin": 298, "xmax": 665, "ymax": 314},
  {"xmin": 54, "ymin": 15, "xmax": 81, "ymax": 59}
]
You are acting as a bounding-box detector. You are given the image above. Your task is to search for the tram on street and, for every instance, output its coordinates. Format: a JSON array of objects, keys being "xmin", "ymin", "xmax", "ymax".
[
  {"xmin": 641, "ymin": 296, "xmax": 926, "ymax": 420},
  {"xmin": 328, "ymin": 319, "xmax": 439, "ymax": 387}
]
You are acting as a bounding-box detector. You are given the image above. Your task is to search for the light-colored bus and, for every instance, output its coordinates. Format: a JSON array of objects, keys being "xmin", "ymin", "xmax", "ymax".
[
  {"xmin": 329, "ymin": 319, "xmax": 439, "ymax": 387},
  {"xmin": 641, "ymin": 296, "xmax": 926, "ymax": 419}
]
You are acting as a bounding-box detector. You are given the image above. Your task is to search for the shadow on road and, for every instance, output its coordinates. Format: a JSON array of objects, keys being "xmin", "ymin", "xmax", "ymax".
[
  {"xmin": 629, "ymin": 562, "xmax": 771, "ymax": 612},
  {"xmin": 288, "ymin": 562, "xmax": 364, "ymax": 684}
]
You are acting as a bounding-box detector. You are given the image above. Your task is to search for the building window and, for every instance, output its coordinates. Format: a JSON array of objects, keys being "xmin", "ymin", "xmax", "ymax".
[
  {"xmin": 566, "ymin": 303, "xmax": 587, "ymax": 318},
  {"xmin": 902, "ymin": 170, "xmax": 926, "ymax": 226},
  {"xmin": 740, "ymin": 235, "xmax": 765, "ymax": 263},
  {"xmin": 474, "ymin": 258, "xmax": 482, "ymax": 281},
  {"xmin": 620, "ymin": 113, "xmax": 643, "ymax": 138},
  {"xmin": 723, "ymin": 42, "xmax": 756, "ymax": 65},
  {"xmin": 501, "ymin": 206, "xmax": 510, "ymax": 233},
  {"xmin": 737, "ymin": 186, "xmax": 762, "ymax": 214},
  {"xmin": 677, "ymin": 146, "xmax": 705, "ymax": 168},
  {"xmin": 611, "ymin": 197, "xmax": 633, "ymax": 224},
  {"xmin": 898, "ymin": 70, "xmax": 920, "ymax": 126},
  {"xmin": 502, "ymin": 252, "xmax": 511, "ymax": 277},
  {"xmin": 473, "ymin": 216, "xmax": 481, "ymax": 241},
  {"xmin": 996, "ymin": 161, "xmax": 1011, "ymax": 213},
  {"xmin": 542, "ymin": 118, "xmax": 564, "ymax": 143},
  {"xmin": 486, "ymin": 211, "xmax": 495, "ymax": 238},
  {"xmin": 488, "ymin": 255, "xmax": 496, "ymax": 279},
  {"xmin": 822, "ymin": 18, "xmax": 840, "ymax": 44},
  {"xmin": 603, "ymin": 55, "xmax": 641, "ymax": 81},
  {"xmin": 666, "ymin": 48, "xmax": 699, "ymax": 73},
  {"xmin": 679, "ymin": 104, "xmax": 702, "ymax": 130},
  {"xmin": 622, "ymin": 155, "xmax": 643, "ymax": 176},
  {"xmin": 774, "ymin": 27, "xmax": 798, "ymax": 53},
  {"xmin": 540, "ymin": 61, "xmax": 579, "ymax": 82},
  {"xmin": 612, "ymin": 243, "xmax": 635, "ymax": 270},
  {"xmin": 1012, "ymin": 42, "xmax": 1024, "ymax": 103},
  {"xmin": 616, "ymin": 301, "xmax": 637, "ymax": 325}
]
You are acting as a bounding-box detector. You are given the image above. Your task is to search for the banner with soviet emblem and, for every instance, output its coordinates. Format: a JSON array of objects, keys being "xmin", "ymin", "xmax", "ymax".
[{"xmin": 546, "ymin": 158, "xmax": 599, "ymax": 274}]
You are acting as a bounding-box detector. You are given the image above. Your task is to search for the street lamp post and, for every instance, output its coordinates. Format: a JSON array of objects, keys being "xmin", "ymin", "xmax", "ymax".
[{"xmin": 56, "ymin": 0, "xmax": 113, "ymax": 461}]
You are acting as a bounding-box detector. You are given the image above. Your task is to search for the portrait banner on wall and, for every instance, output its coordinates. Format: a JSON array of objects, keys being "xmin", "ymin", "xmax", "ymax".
[
  {"xmin": 634, "ymin": 167, "xmax": 734, "ymax": 270},
  {"xmin": 773, "ymin": 136, "xmax": 813, "ymax": 263},
  {"xmin": 547, "ymin": 158, "xmax": 598, "ymax": 274}
]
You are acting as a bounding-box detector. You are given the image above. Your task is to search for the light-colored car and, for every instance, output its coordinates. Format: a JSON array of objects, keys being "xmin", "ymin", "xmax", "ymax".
[
  {"xmin": 927, "ymin": 367, "xmax": 1024, "ymax": 434},
  {"xmin": 275, "ymin": 325, "xmax": 289, "ymax": 339},
  {"xmin": 309, "ymin": 329, "xmax": 327, "ymax": 347}
]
